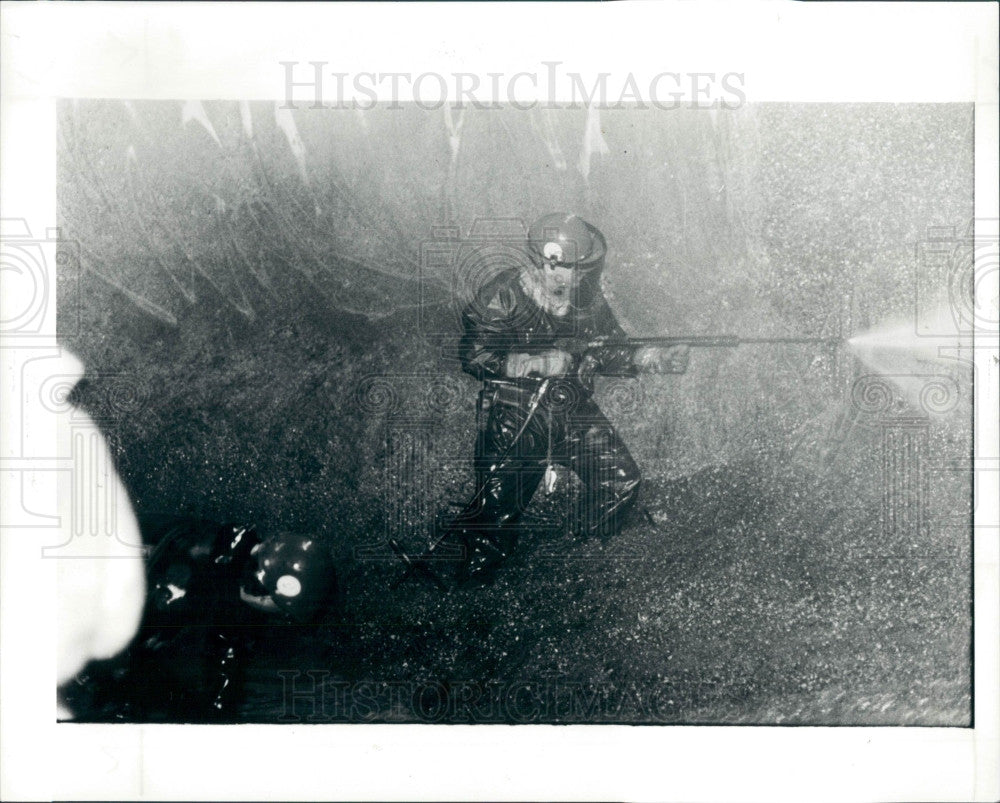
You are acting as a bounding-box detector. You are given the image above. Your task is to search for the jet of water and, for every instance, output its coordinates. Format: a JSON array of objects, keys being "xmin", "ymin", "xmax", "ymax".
[{"xmin": 846, "ymin": 303, "xmax": 972, "ymax": 415}]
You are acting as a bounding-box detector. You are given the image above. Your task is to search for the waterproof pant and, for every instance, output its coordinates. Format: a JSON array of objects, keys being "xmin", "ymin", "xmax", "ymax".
[{"xmin": 459, "ymin": 381, "xmax": 641, "ymax": 546}]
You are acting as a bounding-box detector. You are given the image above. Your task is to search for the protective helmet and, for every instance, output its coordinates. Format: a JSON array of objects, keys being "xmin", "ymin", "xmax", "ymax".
[
  {"xmin": 251, "ymin": 534, "xmax": 336, "ymax": 621},
  {"xmin": 527, "ymin": 213, "xmax": 599, "ymax": 269}
]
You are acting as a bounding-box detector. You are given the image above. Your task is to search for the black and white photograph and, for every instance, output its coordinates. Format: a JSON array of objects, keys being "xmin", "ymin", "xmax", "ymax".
[
  {"xmin": 53, "ymin": 98, "xmax": 977, "ymax": 727},
  {"xmin": 1, "ymin": 2, "xmax": 998, "ymax": 801}
]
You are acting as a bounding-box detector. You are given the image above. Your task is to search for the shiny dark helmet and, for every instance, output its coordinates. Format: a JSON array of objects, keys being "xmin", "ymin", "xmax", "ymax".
[{"xmin": 59, "ymin": 515, "xmax": 337, "ymax": 721}]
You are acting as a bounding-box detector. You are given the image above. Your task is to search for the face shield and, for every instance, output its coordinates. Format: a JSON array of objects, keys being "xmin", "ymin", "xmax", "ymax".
[{"xmin": 526, "ymin": 215, "xmax": 608, "ymax": 310}]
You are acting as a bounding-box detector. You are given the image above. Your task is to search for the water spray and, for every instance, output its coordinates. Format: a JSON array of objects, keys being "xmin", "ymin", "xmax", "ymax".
[{"xmin": 845, "ymin": 303, "xmax": 974, "ymax": 415}]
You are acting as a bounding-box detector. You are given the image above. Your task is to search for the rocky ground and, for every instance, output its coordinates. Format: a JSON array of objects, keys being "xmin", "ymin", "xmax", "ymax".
[
  {"xmin": 64, "ymin": 292, "xmax": 972, "ymax": 726},
  {"xmin": 56, "ymin": 101, "xmax": 974, "ymax": 726}
]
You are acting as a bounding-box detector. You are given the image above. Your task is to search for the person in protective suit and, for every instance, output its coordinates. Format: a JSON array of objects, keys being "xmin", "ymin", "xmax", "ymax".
[
  {"xmin": 454, "ymin": 212, "xmax": 689, "ymax": 583},
  {"xmin": 59, "ymin": 515, "xmax": 336, "ymax": 721}
]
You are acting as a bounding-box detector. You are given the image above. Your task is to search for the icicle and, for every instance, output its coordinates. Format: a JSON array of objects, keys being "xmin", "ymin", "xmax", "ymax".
[
  {"xmin": 87, "ymin": 266, "xmax": 178, "ymax": 326},
  {"xmin": 123, "ymin": 145, "xmax": 199, "ymax": 304},
  {"xmin": 531, "ymin": 108, "xmax": 566, "ymax": 171},
  {"xmin": 238, "ymin": 101, "xmax": 254, "ymax": 139},
  {"xmin": 181, "ymin": 100, "xmax": 222, "ymax": 147},
  {"xmin": 440, "ymin": 105, "xmax": 467, "ymax": 222},
  {"xmin": 578, "ymin": 104, "xmax": 609, "ymax": 182},
  {"xmin": 443, "ymin": 105, "xmax": 466, "ymax": 165},
  {"xmin": 274, "ymin": 103, "xmax": 310, "ymax": 185}
]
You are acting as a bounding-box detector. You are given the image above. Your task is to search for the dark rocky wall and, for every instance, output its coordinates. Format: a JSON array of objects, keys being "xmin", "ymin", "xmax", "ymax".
[{"xmin": 57, "ymin": 101, "xmax": 974, "ymax": 724}]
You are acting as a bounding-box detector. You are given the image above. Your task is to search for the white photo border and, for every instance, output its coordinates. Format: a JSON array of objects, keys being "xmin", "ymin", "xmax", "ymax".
[{"xmin": 1, "ymin": 2, "xmax": 997, "ymax": 801}]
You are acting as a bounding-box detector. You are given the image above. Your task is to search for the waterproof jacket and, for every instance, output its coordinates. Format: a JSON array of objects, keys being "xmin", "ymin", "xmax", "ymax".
[{"xmin": 458, "ymin": 266, "xmax": 637, "ymax": 392}]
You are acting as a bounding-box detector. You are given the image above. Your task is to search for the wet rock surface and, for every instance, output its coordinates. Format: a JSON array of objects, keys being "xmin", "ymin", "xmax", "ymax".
[
  {"xmin": 63, "ymin": 316, "xmax": 971, "ymax": 725},
  {"xmin": 58, "ymin": 102, "xmax": 974, "ymax": 725}
]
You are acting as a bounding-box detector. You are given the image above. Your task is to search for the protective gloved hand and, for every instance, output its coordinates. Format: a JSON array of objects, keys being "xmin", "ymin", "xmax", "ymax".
[
  {"xmin": 633, "ymin": 344, "xmax": 691, "ymax": 374},
  {"xmin": 575, "ymin": 353, "xmax": 600, "ymax": 392},
  {"xmin": 505, "ymin": 349, "xmax": 574, "ymax": 379}
]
